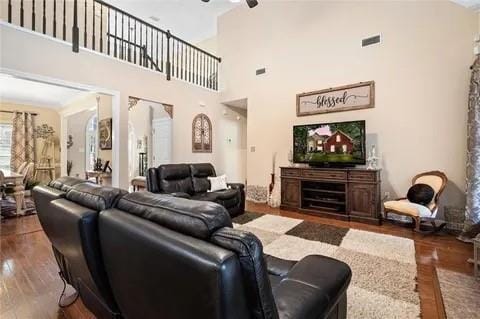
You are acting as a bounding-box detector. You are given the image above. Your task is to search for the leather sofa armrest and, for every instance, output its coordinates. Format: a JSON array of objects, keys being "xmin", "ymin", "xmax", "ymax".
[
  {"xmin": 274, "ymin": 255, "xmax": 351, "ymax": 319},
  {"xmin": 170, "ymin": 192, "xmax": 191, "ymax": 199},
  {"xmin": 274, "ymin": 279, "xmax": 331, "ymax": 319},
  {"xmin": 226, "ymin": 183, "xmax": 246, "ymax": 216},
  {"xmin": 227, "ymin": 183, "xmax": 245, "ymax": 190}
]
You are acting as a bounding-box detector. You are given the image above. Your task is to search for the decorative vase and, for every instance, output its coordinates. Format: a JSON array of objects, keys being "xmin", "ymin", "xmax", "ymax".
[
  {"xmin": 268, "ymin": 175, "xmax": 281, "ymax": 208},
  {"xmin": 288, "ymin": 150, "xmax": 294, "ymax": 167},
  {"xmin": 269, "ymin": 173, "xmax": 275, "ymax": 194}
]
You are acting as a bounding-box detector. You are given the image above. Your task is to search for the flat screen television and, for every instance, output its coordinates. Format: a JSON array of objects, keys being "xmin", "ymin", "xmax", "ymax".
[{"xmin": 293, "ymin": 120, "xmax": 366, "ymax": 166}]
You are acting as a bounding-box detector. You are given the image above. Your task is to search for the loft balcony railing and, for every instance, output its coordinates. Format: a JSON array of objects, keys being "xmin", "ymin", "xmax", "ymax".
[{"xmin": 4, "ymin": 0, "xmax": 221, "ymax": 91}]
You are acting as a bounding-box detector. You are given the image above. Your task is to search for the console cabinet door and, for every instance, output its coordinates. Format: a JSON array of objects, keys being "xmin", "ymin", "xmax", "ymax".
[
  {"xmin": 281, "ymin": 178, "xmax": 300, "ymax": 207},
  {"xmin": 349, "ymin": 183, "xmax": 376, "ymax": 217}
]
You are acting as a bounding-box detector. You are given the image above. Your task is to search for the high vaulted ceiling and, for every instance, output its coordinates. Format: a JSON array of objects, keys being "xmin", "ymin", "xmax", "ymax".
[
  {"xmin": 107, "ymin": 0, "xmax": 240, "ymax": 44},
  {"xmin": 107, "ymin": 1, "xmax": 478, "ymax": 46}
]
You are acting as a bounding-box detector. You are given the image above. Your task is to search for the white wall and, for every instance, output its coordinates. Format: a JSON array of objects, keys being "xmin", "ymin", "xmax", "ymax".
[
  {"xmin": 217, "ymin": 105, "xmax": 247, "ymax": 183},
  {"xmin": 66, "ymin": 108, "xmax": 96, "ymax": 177},
  {"xmin": 0, "ymin": 23, "xmax": 245, "ymax": 188},
  {"xmin": 217, "ymin": 1, "xmax": 476, "ymax": 211}
]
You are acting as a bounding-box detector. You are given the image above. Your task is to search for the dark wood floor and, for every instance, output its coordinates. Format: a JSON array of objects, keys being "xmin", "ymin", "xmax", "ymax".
[{"xmin": 1, "ymin": 202, "xmax": 474, "ymax": 319}]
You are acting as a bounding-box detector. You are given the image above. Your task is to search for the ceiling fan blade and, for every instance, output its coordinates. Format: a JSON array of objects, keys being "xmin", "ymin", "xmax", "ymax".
[{"xmin": 246, "ymin": 0, "xmax": 258, "ymax": 8}]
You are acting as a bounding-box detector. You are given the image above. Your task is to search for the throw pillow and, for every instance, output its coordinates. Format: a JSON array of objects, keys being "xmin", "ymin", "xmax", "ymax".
[
  {"xmin": 407, "ymin": 183, "xmax": 434, "ymax": 206},
  {"xmin": 208, "ymin": 175, "xmax": 228, "ymax": 192}
]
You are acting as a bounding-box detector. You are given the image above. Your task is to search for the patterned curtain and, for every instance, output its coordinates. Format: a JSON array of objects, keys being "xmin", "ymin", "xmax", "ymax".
[
  {"xmin": 10, "ymin": 112, "xmax": 35, "ymax": 171},
  {"xmin": 460, "ymin": 56, "xmax": 480, "ymax": 240}
]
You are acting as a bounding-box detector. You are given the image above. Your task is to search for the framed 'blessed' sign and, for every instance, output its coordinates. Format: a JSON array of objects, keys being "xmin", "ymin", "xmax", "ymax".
[{"xmin": 296, "ymin": 81, "xmax": 375, "ymax": 116}]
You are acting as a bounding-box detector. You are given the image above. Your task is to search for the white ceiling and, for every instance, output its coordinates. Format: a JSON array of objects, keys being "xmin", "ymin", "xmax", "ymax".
[
  {"xmin": 107, "ymin": 0, "xmax": 240, "ymax": 43},
  {"xmin": 451, "ymin": 0, "xmax": 480, "ymax": 9},
  {"xmin": 0, "ymin": 74, "xmax": 89, "ymax": 109}
]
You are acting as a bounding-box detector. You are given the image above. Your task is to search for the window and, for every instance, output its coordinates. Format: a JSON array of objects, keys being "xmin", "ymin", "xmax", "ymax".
[
  {"xmin": 192, "ymin": 114, "xmax": 212, "ymax": 153},
  {"xmin": 336, "ymin": 135, "xmax": 341, "ymax": 142},
  {"xmin": 0, "ymin": 123, "xmax": 12, "ymax": 171},
  {"xmin": 330, "ymin": 145, "xmax": 335, "ymax": 152}
]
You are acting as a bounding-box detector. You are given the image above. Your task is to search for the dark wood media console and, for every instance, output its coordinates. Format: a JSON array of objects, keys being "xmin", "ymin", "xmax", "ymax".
[{"xmin": 280, "ymin": 167, "xmax": 381, "ymax": 224}]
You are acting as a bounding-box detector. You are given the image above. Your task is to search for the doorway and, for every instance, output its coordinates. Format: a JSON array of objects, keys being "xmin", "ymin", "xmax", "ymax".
[
  {"xmin": 152, "ymin": 118, "xmax": 172, "ymax": 167},
  {"xmin": 128, "ymin": 97, "xmax": 173, "ymax": 183}
]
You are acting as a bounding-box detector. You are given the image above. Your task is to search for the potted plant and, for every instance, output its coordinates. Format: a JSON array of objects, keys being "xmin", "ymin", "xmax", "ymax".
[{"xmin": 67, "ymin": 160, "xmax": 73, "ymax": 176}]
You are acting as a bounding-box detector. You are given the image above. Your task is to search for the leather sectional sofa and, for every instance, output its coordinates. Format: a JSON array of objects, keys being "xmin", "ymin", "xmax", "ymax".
[
  {"xmin": 146, "ymin": 163, "xmax": 245, "ymax": 217},
  {"xmin": 33, "ymin": 178, "xmax": 352, "ymax": 319}
]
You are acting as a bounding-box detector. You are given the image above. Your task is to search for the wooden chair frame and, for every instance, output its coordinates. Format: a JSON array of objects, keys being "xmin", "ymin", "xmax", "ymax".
[{"xmin": 384, "ymin": 171, "xmax": 448, "ymax": 233}]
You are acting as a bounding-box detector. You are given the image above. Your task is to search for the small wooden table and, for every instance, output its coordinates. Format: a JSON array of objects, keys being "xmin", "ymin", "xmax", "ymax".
[
  {"xmin": 131, "ymin": 176, "xmax": 146, "ymax": 191},
  {"xmin": 3, "ymin": 170, "xmax": 25, "ymax": 215},
  {"xmin": 85, "ymin": 171, "xmax": 112, "ymax": 185}
]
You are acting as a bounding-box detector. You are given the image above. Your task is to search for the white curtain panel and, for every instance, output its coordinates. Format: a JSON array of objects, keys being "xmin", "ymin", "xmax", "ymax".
[{"xmin": 460, "ymin": 56, "xmax": 480, "ymax": 240}]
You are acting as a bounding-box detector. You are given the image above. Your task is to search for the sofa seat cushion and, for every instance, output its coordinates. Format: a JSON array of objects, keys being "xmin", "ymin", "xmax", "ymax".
[
  {"xmin": 212, "ymin": 188, "xmax": 238, "ymax": 200},
  {"xmin": 192, "ymin": 189, "xmax": 238, "ymax": 200},
  {"xmin": 191, "ymin": 189, "xmax": 239, "ymax": 208},
  {"xmin": 384, "ymin": 199, "xmax": 434, "ymax": 218},
  {"xmin": 116, "ymin": 192, "xmax": 232, "ymax": 240}
]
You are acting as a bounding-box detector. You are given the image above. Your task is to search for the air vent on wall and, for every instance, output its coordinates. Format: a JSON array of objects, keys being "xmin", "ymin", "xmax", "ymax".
[
  {"xmin": 256, "ymin": 68, "xmax": 266, "ymax": 75},
  {"xmin": 362, "ymin": 35, "xmax": 381, "ymax": 47}
]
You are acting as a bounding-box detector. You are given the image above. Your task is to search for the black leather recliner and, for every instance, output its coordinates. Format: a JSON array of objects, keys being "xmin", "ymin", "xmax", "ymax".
[
  {"xmin": 100, "ymin": 191, "xmax": 351, "ymax": 319},
  {"xmin": 146, "ymin": 163, "xmax": 245, "ymax": 217},
  {"xmin": 33, "ymin": 177, "xmax": 89, "ymax": 286},
  {"xmin": 33, "ymin": 181, "xmax": 126, "ymax": 319}
]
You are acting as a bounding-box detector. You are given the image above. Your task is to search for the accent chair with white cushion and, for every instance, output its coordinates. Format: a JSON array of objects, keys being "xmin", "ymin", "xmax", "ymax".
[{"xmin": 384, "ymin": 171, "xmax": 448, "ymax": 233}]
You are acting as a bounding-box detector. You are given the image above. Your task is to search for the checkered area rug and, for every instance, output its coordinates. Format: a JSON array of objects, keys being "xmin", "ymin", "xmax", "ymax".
[{"xmin": 233, "ymin": 212, "xmax": 420, "ymax": 319}]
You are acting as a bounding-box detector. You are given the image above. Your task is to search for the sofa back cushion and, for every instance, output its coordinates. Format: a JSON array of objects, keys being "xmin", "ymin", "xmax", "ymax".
[
  {"xmin": 211, "ymin": 227, "xmax": 279, "ymax": 319},
  {"xmin": 66, "ymin": 183, "xmax": 127, "ymax": 211},
  {"xmin": 157, "ymin": 164, "xmax": 194, "ymax": 195},
  {"xmin": 190, "ymin": 163, "xmax": 216, "ymax": 193},
  {"xmin": 116, "ymin": 192, "xmax": 232, "ymax": 239},
  {"xmin": 48, "ymin": 176, "xmax": 88, "ymax": 192}
]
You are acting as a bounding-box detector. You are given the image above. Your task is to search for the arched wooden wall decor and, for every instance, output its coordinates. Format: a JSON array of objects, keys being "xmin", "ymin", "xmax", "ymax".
[{"xmin": 192, "ymin": 113, "xmax": 212, "ymax": 153}]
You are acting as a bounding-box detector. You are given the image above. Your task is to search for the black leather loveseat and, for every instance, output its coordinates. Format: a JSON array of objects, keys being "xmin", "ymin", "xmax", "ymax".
[
  {"xmin": 146, "ymin": 163, "xmax": 245, "ymax": 217},
  {"xmin": 33, "ymin": 178, "xmax": 352, "ymax": 319}
]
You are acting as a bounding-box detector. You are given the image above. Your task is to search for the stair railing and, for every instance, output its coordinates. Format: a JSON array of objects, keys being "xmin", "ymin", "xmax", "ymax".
[{"xmin": 4, "ymin": 0, "xmax": 221, "ymax": 91}]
